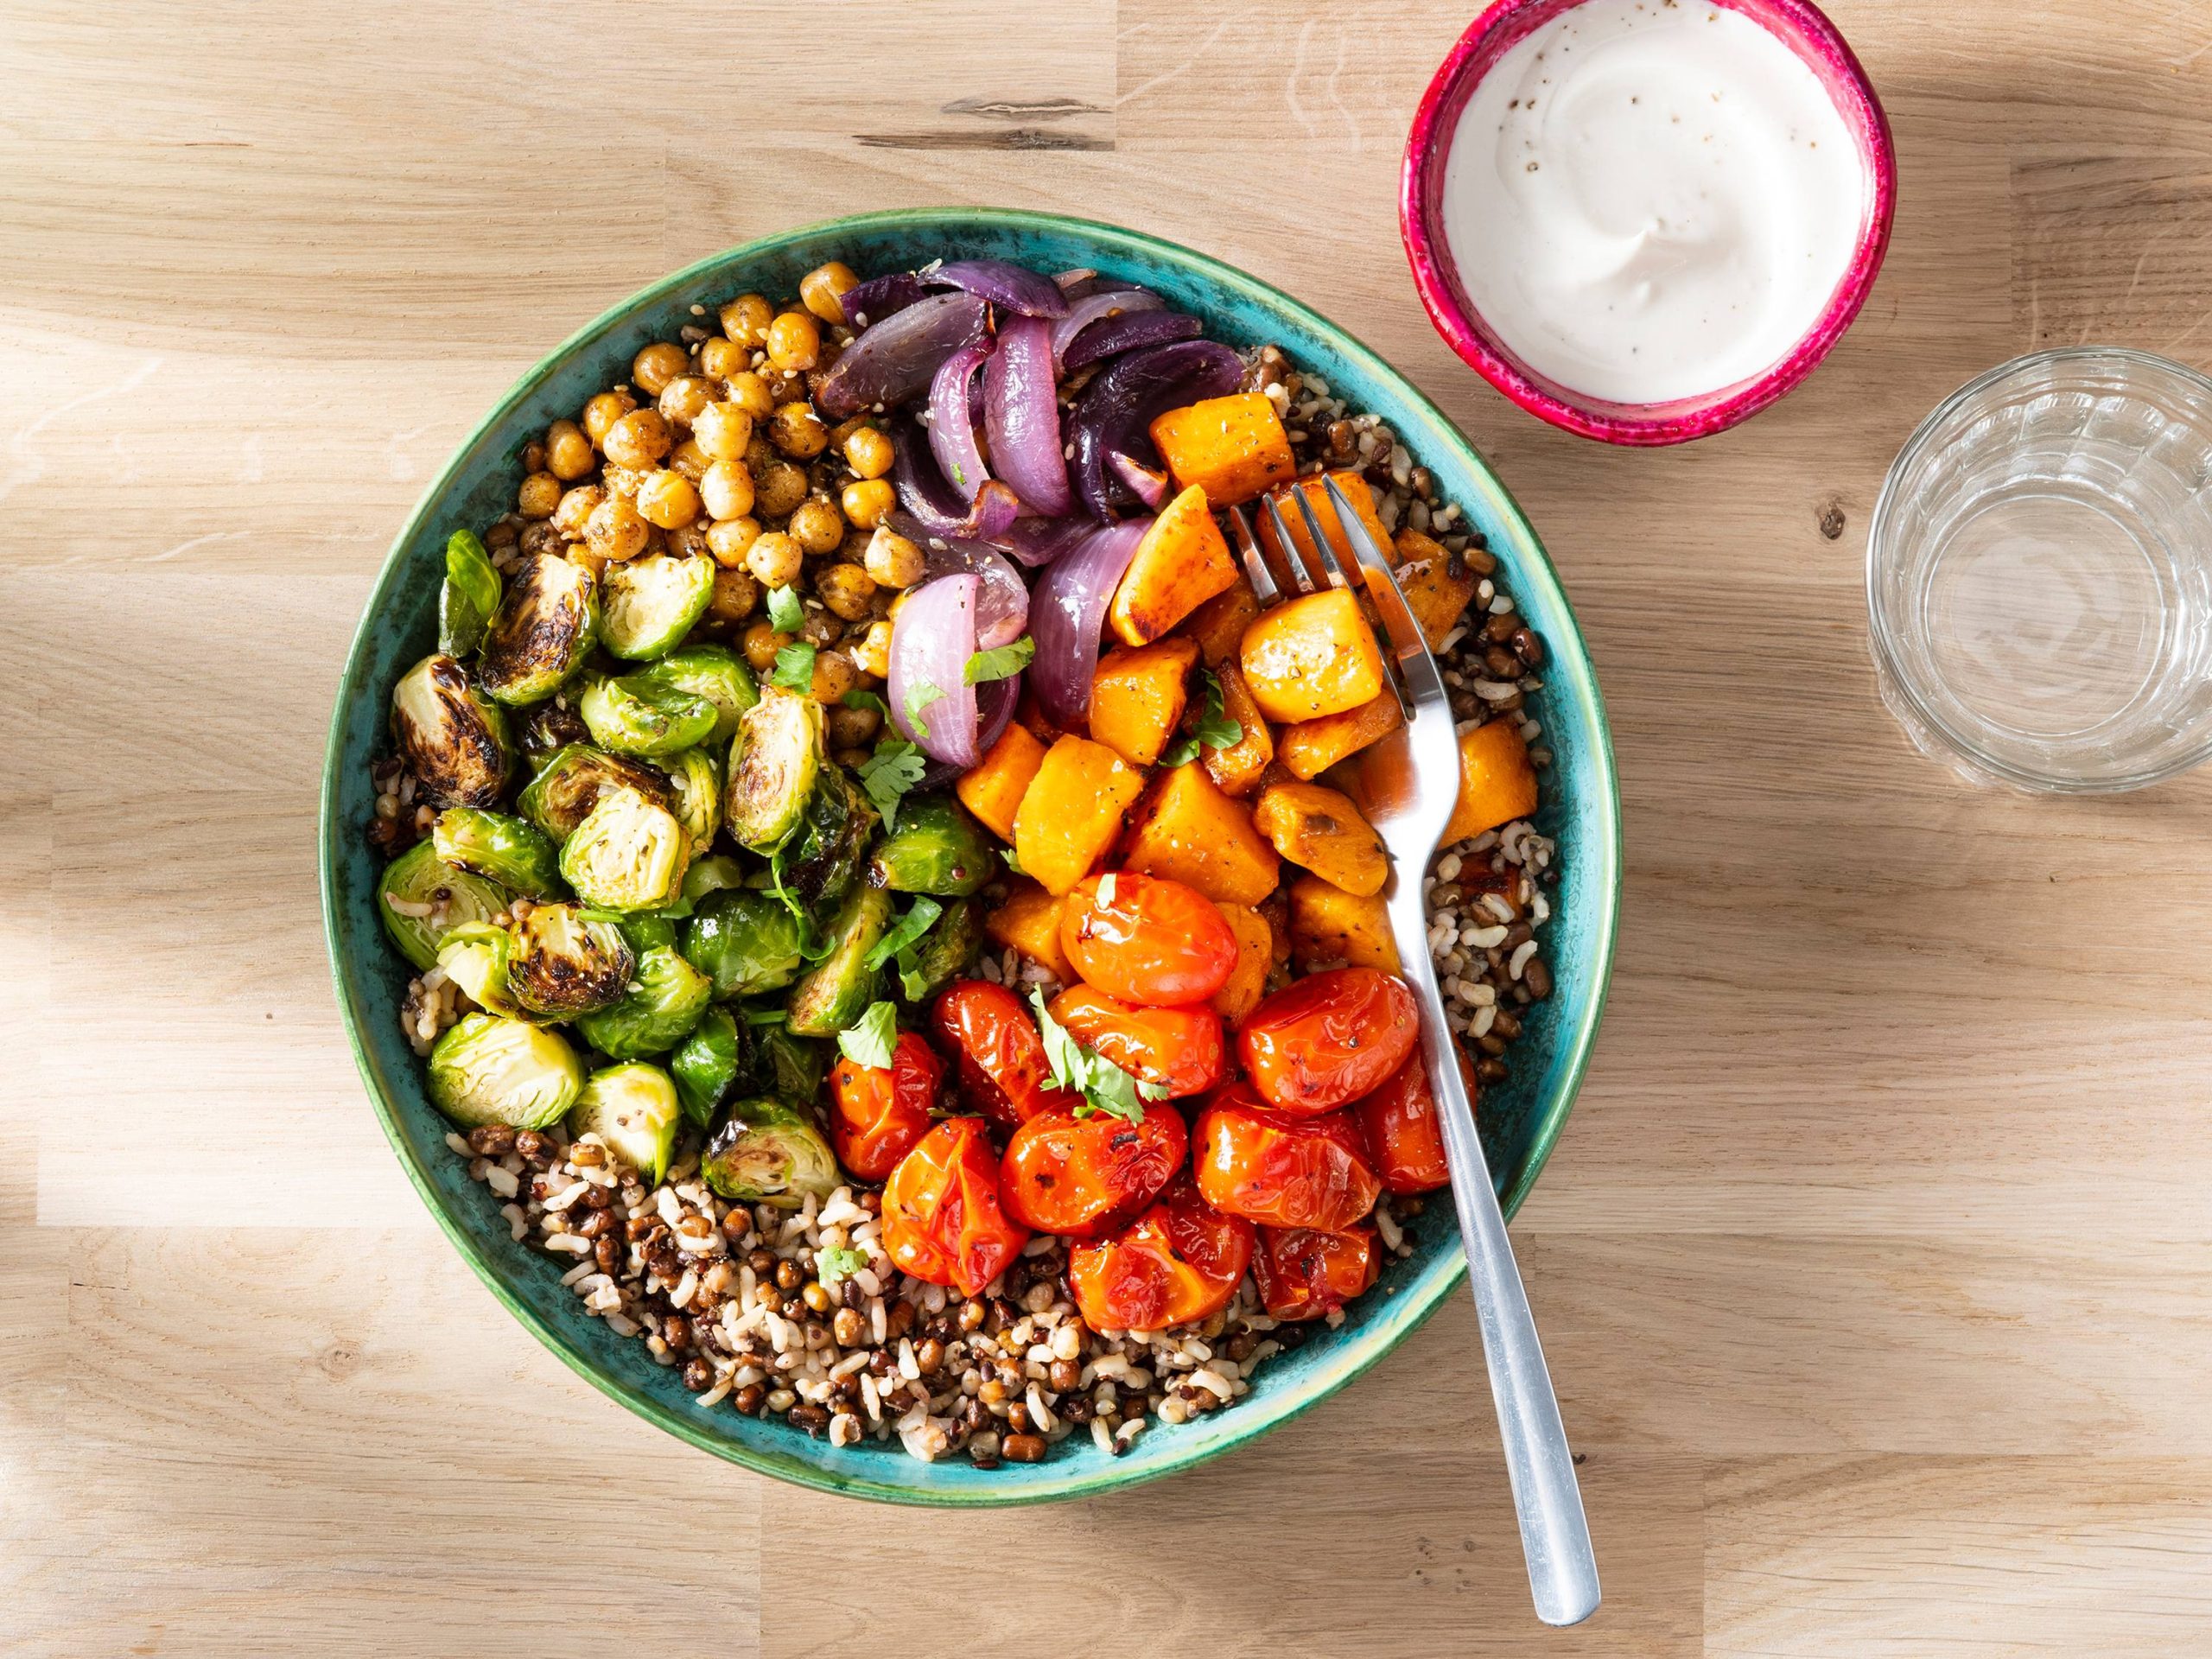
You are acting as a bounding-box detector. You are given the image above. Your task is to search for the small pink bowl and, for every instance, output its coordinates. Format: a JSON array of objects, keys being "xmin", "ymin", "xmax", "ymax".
[{"xmin": 1400, "ymin": 0, "xmax": 1897, "ymax": 446}]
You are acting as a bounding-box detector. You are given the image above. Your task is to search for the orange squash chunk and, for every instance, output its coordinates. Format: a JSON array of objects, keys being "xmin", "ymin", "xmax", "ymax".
[
  {"xmin": 1200, "ymin": 661, "xmax": 1274, "ymax": 798},
  {"xmin": 1392, "ymin": 527, "xmax": 1484, "ymax": 651},
  {"xmin": 1014, "ymin": 735, "xmax": 1146, "ymax": 896},
  {"xmin": 1240, "ymin": 588, "xmax": 1386, "ymax": 722},
  {"xmin": 1443, "ymin": 719, "xmax": 1539, "ymax": 845},
  {"xmin": 1253, "ymin": 781, "xmax": 1389, "ymax": 898},
  {"xmin": 1210, "ymin": 903, "xmax": 1274, "ymax": 1020},
  {"xmin": 984, "ymin": 880, "xmax": 1074, "ymax": 982},
  {"xmin": 956, "ymin": 721, "xmax": 1047, "ymax": 842},
  {"xmin": 1256, "ymin": 471, "xmax": 1394, "ymax": 585},
  {"xmin": 1120, "ymin": 762, "xmax": 1280, "ymax": 907},
  {"xmin": 1089, "ymin": 637, "xmax": 1199, "ymax": 767},
  {"xmin": 1109, "ymin": 485, "xmax": 1241, "ymax": 647},
  {"xmin": 1287, "ymin": 875, "xmax": 1400, "ymax": 973},
  {"xmin": 1177, "ymin": 575, "xmax": 1263, "ymax": 668},
  {"xmin": 1148, "ymin": 392, "xmax": 1296, "ymax": 507},
  {"xmin": 1275, "ymin": 690, "xmax": 1403, "ymax": 781}
]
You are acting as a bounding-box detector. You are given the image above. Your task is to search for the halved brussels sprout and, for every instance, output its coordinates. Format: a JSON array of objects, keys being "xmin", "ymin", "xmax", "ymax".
[
  {"xmin": 439, "ymin": 529, "xmax": 503, "ymax": 658},
  {"xmin": 435, "ymin": 920, "xmax": 530, "ymax": 1019},
  {"xmin": 868, "ymin": 794, "xmax": 995, "ymax": 897},
  {"xmin": 786, "ymin": 763, "xmax": 877, "ymax": 911},
  {"xmin": 638, "ymin": 645, "xmax": 758, "ymax": 747},
  {"xmin": 579, "ymin": 672, "xmax": 719, "ymax": 758},
  {"xmin": 569, "ymin": 1062, "xmax": 683, "ymax": 1185},
  {"xmin": 681, "ymin": 852, "xmax": 747, "ymax": 908},
  {"xmin": 726, "ymin": 686, "xmax": 823, "ymax": 850},
  {"xmin": 508, "ymin": 901, "xmax": 635, "ymax": 1018},
  {"xmin": 428, "ymin": 1013, "xmax": 584, "ymax": 1129},
  {"xmin": 391, "ymin": 653, "xmax": 511, "ymax": 808},
  {"xmin": 600, "ymin": 553, "xmax": 716, "ymax": 661},
  {"xmin": 517, "ymin": 698, "xmax": 590, "ymax": 766},
  {"xmin": 895, "ymin": 897, "xmax": 985, "ymax": 1007},
  {"xmin": 558, "ymin": 786, "xmax": 690, "ymax": 912},
  {"xmin": 576, "ymin": 944, "xmax": 713, "ymax": 1058},
  {"xmin": 378, "ymin": 838, "xmax": 512, "ymax": 971},
  {"xmin": 517, "ymin": 744, "xmax": 672, "ymax": 844},
  {"xmin": 620, "ymin": 912, "xmax": 679, "ymax": 954},
  {"xmin": 671, "ymin": 1006, "xmax": 753, "ymax": 1128},
  {"xmin": 756, "ymin": 1021, "xmax": 828, "ymax": 1102},
  {"xmin": 701, "ymin": 1096, "xmax": 839, "ymax": 1208},
  {"xmin": 785, "ymin": 886, "xmax": 893, "ymax": 1038},
  {"xmin": 682, "ymin": 888, "xmax": 807, "ymax": 1000},
  {"xmin": 479, "ymin": 552, "xmax": 598, "ymax": 705},
  {"xmin": 663, "ymin": 747, "xmax": 722, "ymax": 850},
  {"xmin": 431, "ymin": 808, "xmax": 564, "ymax": 899}
]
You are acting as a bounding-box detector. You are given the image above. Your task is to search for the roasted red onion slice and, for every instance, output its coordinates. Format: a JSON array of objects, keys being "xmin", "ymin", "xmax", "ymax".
[
  {"xmin": 1109, "ymin": 451, "xmax": 1173, "ymax": 510},
  {"xmin": 887, "ymin": 573, "xmax": 984, "ymax": 767},
  {"xmin": 1050, "ymin": 288, "xmax": 1164, "ymax": 368},
  {"xmin": 918, "ymin": 536, "xmax": 1030, "ymax": 650},
  {"xmin": 925, "ymin": 258, "xmax": 1070, "ymax": 318},
  {"xmin": 1029, "ymin": 518, "xmax": 1152, "ymax": 727},
  {"xmin": 983, "ymin": 315, "xmax": 1073, "ymax": 518},
  {"xmin": 816, "ymin": 292, "xmax": 988, "ymax": 419},
  {"xmin": 997, "ymin": 515, "xmax": 1098, "ymax": 569},
  {"xmin": 929, "ymin": 336, "xmax": 994, "ymax": 502},
  {"xmin": 893, "ymin": 421, "xmax": 1024, "ymax": 542},
  {"xmin": 916, "ymin": 677, "xmax": 1018, "ymax": 791},
  {"xmin": 1066, "ymin": 340, "xmax": 1244, "ymax": 519},
  {"xmin": 838, "ymin": 270, "xmax": 931, "ymax": 328},
  {"xmin": 1063, "ymin": 309, "xmax": 1203, "ymax": 372}
]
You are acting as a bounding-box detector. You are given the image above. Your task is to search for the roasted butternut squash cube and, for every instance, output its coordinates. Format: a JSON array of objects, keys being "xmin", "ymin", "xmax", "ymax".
[
  {"xmin": 1276, "ymin": 690, "xmax": 1403, "ymax": 780},
  {"xmin": 1089, "ymin": 637, "xmax": 1199, "ymax": 767},
  {"xmin": 1240, "ymin": 588, "xmax": 1387, "ymax": 722},
  {"xmin": 985, "ymin": 880, "xmax": 1073, "ymax": 982},
  {"xmin": 956, "ymin": 721, "xmax": 1047, "ymax": 842},
  {"xmin": 1287, "ymin": 874, "xmax": 1400, "ymax": 973},
  {"xmin": 1392, "ymin": 527, "xmax": 1484, "ymax": 650},
  {"xmin": 1120, "ymin": 761, "xmax": 1280, "ymax": 906},
  {"xmin": 1257, "ymin": 471, "xmax": 1394, "ymax": 585},
  {"xmin": 1211, "ymin": 902, "xmax": 1274, "ymax": 1020},
  {"xmin": 1014, "ymin": 734, "xmax": 1146, "ymax": 896},
  {"xmin": 1200, "ymin": 661, "xmax": 1274, "ymax": 798},
  {"xmin": 1109, "ymin": 484, "xmax": 1241, "ymax": 647},
  {"xmin": 1443, "ymin": 719, "xmax": 1540, "ymax": 845},
  {"xmin": 1177, "ymin": 575, "xmax": 1263, "ymax": 667},
  {"xmin": 1148, "ymin": 392, "xmax": 1296, "ymax": 507},
  {"xmin": 1258, "ymin": 887, "xmax": 1292, "ymax": 967},
  {"xmin": 1253, "ymin": 781, "xmax": 1389, "ymax": 898}
]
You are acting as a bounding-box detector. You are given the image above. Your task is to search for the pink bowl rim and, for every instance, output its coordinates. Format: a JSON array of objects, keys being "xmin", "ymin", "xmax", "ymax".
[{"xmin": 1400, "ymin": 0, "xmax": 1898, "ymax": 447}]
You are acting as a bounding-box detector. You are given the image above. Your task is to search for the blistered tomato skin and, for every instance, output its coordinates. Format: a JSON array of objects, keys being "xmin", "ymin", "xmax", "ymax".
[
  {"xmin": 932, "ymin": 980, "xmax": 1078, "ymax": 1129},
  {"xmin": 1353, "ymin": 1049, "xmax": 1476, "ymax": 1194},
  {"xmin": 1192, "ymin": 1089, "xmax": 1381, "ymax": 1232},
  {"xmin": 1252, "ymin": 1225, "xmax": 1380, "ymax": 1320},
  {"xmin": 1058, "ymin": 872, "xmax": 1240, "ymax": 1007},
  {"xmin": 880, "ymin": 1117, "xmax": 1030, "ymax": 1297},
  {"xmin": 1047, "ymin": 984, "xmax": 1225, "ymax": 1099},
  {"xmin": 827, "ymin": 1030, "xmax": 943, "ymax": 1183},
  {"xmin": 1237, "ymin": 967, "xmax": 1420, "ymax": 1116},
  {"xmin": 1067, "ymin": 1175, "xmax": 1255, "ymax": 1331},
  {"xmin": 1001, "ymin": 1103, "xmax": 1189, "ymax": 1236}
]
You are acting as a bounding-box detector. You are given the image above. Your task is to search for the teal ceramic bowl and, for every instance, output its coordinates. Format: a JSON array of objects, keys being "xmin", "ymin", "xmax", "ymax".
[{"xmin": 321, "ymin": 207, "xmax": 1619, "ymax": 1505}]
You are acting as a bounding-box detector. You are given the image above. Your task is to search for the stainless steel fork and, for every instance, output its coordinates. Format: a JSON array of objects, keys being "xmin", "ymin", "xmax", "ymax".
[{"xmin": 1230, "ymin": 482, "xmax": 1600, "ymax": 1629}]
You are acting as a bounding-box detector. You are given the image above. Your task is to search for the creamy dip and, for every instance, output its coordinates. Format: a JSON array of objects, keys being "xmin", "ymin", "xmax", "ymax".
[{"xmin": 1440, "ymin": 0, "xmax": 1866, "ymax": 405}]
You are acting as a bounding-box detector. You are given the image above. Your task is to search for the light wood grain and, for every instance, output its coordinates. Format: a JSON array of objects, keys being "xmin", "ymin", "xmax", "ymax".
[{"xmin": 6, "ymin": 0, "xmax": 2212, "ymax": 1652}]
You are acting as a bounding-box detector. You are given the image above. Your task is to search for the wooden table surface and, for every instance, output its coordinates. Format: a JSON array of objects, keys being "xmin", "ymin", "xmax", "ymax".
[{"xmin": 8, "ymin": 2, "xmax": 2212, "ymax": 1653}]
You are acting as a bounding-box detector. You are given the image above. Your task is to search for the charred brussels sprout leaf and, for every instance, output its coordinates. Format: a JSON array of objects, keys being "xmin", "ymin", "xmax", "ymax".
[
  {"xmin": 558, "ymin": 786, "xmax": 690, "ymax": 912},
  {"xmin": 431, "ymin": 808, "xmax": 564, "ymax": 899},
  {"xmin": 600, "ymin": 553, "xmax": 716, "ymax": 661},
  {"xmin": 508, "ymin": 901, "xmax": 635, "ymax": 1018},
  {"xmin": 681, "ymin": 852, "xmax": 747, "ymax": 908},
  {"xmin": 517, "ymin": 744, "xmax": 671, "ymax": 844},
  {"xmin": 391, "ymin": 653, "xmax": 512, "ymax": 808},
  {"xmin": 895, "ymin": 896, "xmax": 984, "ymax": 1005},
  {"xmin": 663, "ymin": 747, "xmax": 722, "ymax": 850},
  {"xmin": 671, "ymin": 1007, "xmax": 751, "ymax": 1128},
  {"xmin": 725, "ymin": 686, "xmax": 824, "ymax": 850},
  {"xmin": 568, "ymin": 1062, "xmax": 683, "ymax": 1185},
  {"xmin": 701, "ymin": 1096, "xmax": 839, "ymax": 1208},
  {"xmin": 439, "ymin": 529, "xmax": 503, "ymax": 659},
  {"xmin": 755, "ymin": 1022, "xmax": 828, "ymax": 1101},
  {"xmin": 866, "ymin": 794, "xmax": 995, "ymax": 897},
  {"xmin": 378, "ymin": 838, "xmax": 512, "ymax": 971},
  {"xmin": 479, "ymin": 552, "xmax": 598, "ymax": 706},
  {"xmin": 517, "ymin": 698, "xmax": 590, "ymax": 767},
  {"xmin": 785, "ymin": 887, "xmax": 893, "ymax": 1038},
  {"xmin": 638, "ymin": 645, "xmax": 757, "ymax": 747},
  {"xmin": 428, "ymin": 1014, "xmax": 584, "ymax": 1129},
  {"xmin": 579, "ymin": 672, "xmax": 719, "ymax": 758},
  {"xmin": 785, "ymin": 763, "xmax": 878, "ymax": 911},
  {"xmin": 575, "ymin": 944, "xmax": 713, "ymax": 1058},
  {"xmin": 681, "ymin": 888, "xmax": 807, "ymax": 1000},
  {"xmin": 435, "ymin": 920, "xmax": 531, "ymax": 1020}
]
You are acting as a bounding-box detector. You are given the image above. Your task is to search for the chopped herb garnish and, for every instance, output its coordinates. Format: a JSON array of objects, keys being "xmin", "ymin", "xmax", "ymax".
[
  {"xmin": 906, "ymin": 683, "xmax": 944, "ymax": 741},
  {"xmin": 817, "ymin": 1244, "xmax": 870, "ymax": 1285},
  {"xmin": 836, "ymin": 1000, "xmax": 899, "ymax": 1070},
  {"xmin": 743, "ymin": 1007, "xmax": 789, "ymax": 1027},
  {"xmin": 1028, "ymin": 988, "xmax": 1166, "ymax": 1123},
  {"xmin": 963, "ymin": 635, "xmax": 1036, "ymax": 686},
  {"xmin": 866, "ymin": 895, "xmax": 944, "ymax": 971},
  {"xmin": 855, "ymin": 738, "xmax": 927, "ymax": 831},
  {"xmin": 1158, "ymin": 667, "xmax": 1244, "ymax": 767},
  {"xmin": 766, "ymin": 583, "xmax": 805, "ymax": 634},
  {"xmin": 1001, "ymin": 845, "xmax": 1025, "ymax": 877},
  {"xmin": 842, "ymin": 687, "xmax": 891, "ymax": 716},
  {"xmin": 771, "ymin": 641, "xmax": 817, "ymax": 692}
]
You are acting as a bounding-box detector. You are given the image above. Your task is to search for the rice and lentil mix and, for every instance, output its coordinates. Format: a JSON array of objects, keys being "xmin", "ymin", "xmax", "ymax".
[{"xmin": 372, "ymin": 264, "xmax": 1556, "ymax": 1463}]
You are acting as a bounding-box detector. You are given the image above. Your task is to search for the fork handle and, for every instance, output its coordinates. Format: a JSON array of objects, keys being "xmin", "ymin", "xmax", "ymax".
[{"xmin": 1385, "ymin": 884, "xmax": 1601, "ymax": 1628}]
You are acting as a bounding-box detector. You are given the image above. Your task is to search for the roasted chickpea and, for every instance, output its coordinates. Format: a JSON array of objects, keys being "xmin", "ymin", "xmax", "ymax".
[
  {"xmin": 632, "ymin": 341, "xmax": 690, "ymax": 397},
  {"xmin": 700, "ymin": 459, "xmax": 756, "ymax": 522},
  {"xmin": 519, "ymin": 519, "xmax": 565, "ymax": 559},
  {"xmin": 798, "ymin": 607, "xmax": 844, "ymax": 648},
  {"xmin": 523, "ymin": 441, "xmax": 546, "ymax": 474},
  {"xmin": 545, "ymin": 419, "xmax": 595, "ymax": 481},
  {"xmin": 636, "ymin": 468, "xmax": 702, "ymax": 531},
  {"xmin": 724, "ymin": 371, "xmax": 775, "ymax": 420},
  {"xmin": 809, "ymin": 648, "xmax": 859, "ymax": 705},
  {"xmin": 551, "ymin": 482, "xmax": 605, "ymax": 538},
  {"xmin": 788, "ymin": 496, "xmax": 844, "ymax": 554},
  {"xmin": 741, "ymin": 620, "xmax": 790, "ymax": 672},
  {"xmin": 585, "ymin": 494, "xmax": 650, "ymax": 563},
  {"xmin": 754, "ymin": 461, "xmax": 809, "ymax": 519},
  {"xmin": 761, "ymin": 367, "xmax": 809, "ymax": 407},
  {"xmin": 667, "ymin": 522, "xmax": 712, "ymax": 562},
  {"xmin": 816, "ymin": 562, "xmax": 877, "ymax": 621},
  {"xmin": 721, "ymin": 294, "xmax": 774, "ymax": 350},
  {"xmin": 840, "ymin": 478, "xmax": 895, "ymax": 531},
  {"xmin": 849, "ymin": 620, "xmax": 895, "ymax": 679},
  {"xmin": 697, "ymin": 335, "xmax": 747, "ymax": 379},
  {"xmin": 709, "ymin": 566, "xmax": 761, "ymax": 623},
  {"xmin": 743, "ymin": 434, "xmax": 779, "ymax": 476},
  {"xmin": 838, "ymin": 528, "xmax": 877, "ymax": 565},
  {"xmin": 826, "ymin": 702, "xmax": 880, "ymax": 748},
  {"xmin": 745, "ymin": 531, "xmax": 804, "ymax": 588},
  {"xmin": 669, "ymin": 438, "xmax": 713, "ymax": 483},
  {"xmin": 655, "ymin": 376, "xmax": 713, "ymax": 430},
  {"xmin": 799, "ymin": 261, "xmax": 860, "ymax": 325},
  {"xmin": 693, "ymin": 402, "xmax": 754, "ymax": 463},
  {"xmin": 766, "ymin": 310, "xmax": 821, "ymax": 372},
  {"xmin": 517, "ymin": 471, "xmax": 563, "ymax": 518},
  {"xmin": 583, "ymin": 388, "xmax": 637, "ymax": 447},
  {"xmin": 706, "ymin": 515, "xmax": 763, "ymax": 569},
  {"xmin": 863, "ymin": 526, "xmax": 925, "ymax": 588},
  {"xmin": 768, "ymin": 401, "xmax": 829, "ymax": 459},
  {"xmin": 600, "ymin": 465, "xmax": 645, "ymax": 500},
  {"xmin": 844, "ymin": 424, "xmax": 895, "ymax": 480},
  {"xmin": 603, "ymin": 409, "xmax": 672, "ymax": 470}
]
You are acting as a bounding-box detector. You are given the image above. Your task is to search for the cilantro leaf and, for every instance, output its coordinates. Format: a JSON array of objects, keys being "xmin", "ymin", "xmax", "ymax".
[
  {"xmin": 894, "ymin": 945, "xmax": 934, "ymax": 1002},
  {"xmin": 1192, "ymin": 667, "xmax": 1245, "ymax": 750},
  {"xmin": 963, "ymin": 635, "xmax": 1036, "ymax": 686},
  {"xmin": 772, "ymin": 641, "xmax": 817, "ymax": 692},
  {"xmin": 1001, "ymin": 845, "xmax": 1025, "ymax": 877},
  {"xmin": 855, "ymin": 739, "xmax": 926, "ymax": 832},
  {"xmin": 842, "ymin": 688, "xmax": 891, "ymax": 716},
  {"xmin": 1027, "ymin": 988, "xmax": 1165, "ymax": 1122},
  {"xmin": 817, "ymin": 1244, "xmax": 870, "ymax": 1285},
  {"xmin": 766, "ymin": 583, "xmax": 805, "ymax": 634},
  {"xmin": 836, "ymin": 1000, "xmax": 899, "ymax": 1070},
  {"xmin": 865, "ymin": 896, "xmax": 944, "ymax": 971},
  {"xmin": 1158, "ymin": 734, "xmax": 1202, "ymax": 767},
  {"xmin": 906, "ymin": 683, "xmax": 944, "ymax": 741}
]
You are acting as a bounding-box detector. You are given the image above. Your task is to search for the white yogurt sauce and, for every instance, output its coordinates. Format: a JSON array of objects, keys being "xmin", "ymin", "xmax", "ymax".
[{"xmin": 1440, "ymin": 0, "xmax": 1866, "ymax": 405}]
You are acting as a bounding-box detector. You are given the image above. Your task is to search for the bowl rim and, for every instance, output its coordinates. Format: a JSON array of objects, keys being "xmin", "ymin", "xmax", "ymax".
[
  {"xmin": 1398, "ymin": 0, "xmax": 1898, "ymax": 446},
  {"xmin": 319, "ymin": 205, "xmax": 1622, "ymax": 1504}
]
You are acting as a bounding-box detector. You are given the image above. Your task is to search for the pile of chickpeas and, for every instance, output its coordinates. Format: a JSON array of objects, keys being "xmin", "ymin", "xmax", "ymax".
[{"xmin": 501, "ymin": 260, "xmax": 931, "ymax": 769}]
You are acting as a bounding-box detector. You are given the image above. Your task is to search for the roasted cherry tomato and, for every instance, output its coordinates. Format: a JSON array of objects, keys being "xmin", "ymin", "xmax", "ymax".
[
  {"xmin": 827, "ymin": 1029, "xmax": 943, "ymax": 1183},
  {"xmin": 1048, "ymin": 984, "xmax": 1224, "ymax": 1100},
  {"xmin": 880, "ymin": 1117, "xmax": 1030, "ymax": 1297},
  {"xmin": 1067, "ymin": 1175, "xmax": 1255, "ymax": 1331},
  {"xmin": 1192, "ymin": 1087, "xmax": 1381, "ymax": 1231},
  {"xmin": 932, "ymin": 979, "xmax": 1078, "ymax": 1129},
  {"xmin": 1237, "ymin": 966, "xmax": 1419, "ymax": 1116},
  {"xmin": 1058, "ymin": 871, "xmax": 1238, "ymax": 1007},
  {"xmin": 1251, "ymin": 1225, "xmax": 1379, "ymax": 1320},
  {"xmin": 1353, "ymin": 1048, "xmax": 1476, "ymax": 1194},
  {"xmin": 1001, "ymin": 1103, "xmax": 1188, "ymax": 1236}
]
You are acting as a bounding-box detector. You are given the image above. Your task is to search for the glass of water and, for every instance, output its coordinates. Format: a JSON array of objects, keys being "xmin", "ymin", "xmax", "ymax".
[{"xmin": 1868, "ymin": 348, "xmax": 2212, "ymax": 791}]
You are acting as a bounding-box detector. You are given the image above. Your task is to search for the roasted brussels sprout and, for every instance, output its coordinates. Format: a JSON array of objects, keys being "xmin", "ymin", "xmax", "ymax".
[
  {"xmin": 755, "ymin": 1021, "xmax": 829, "ymax": 1101},
  {"xmin": 391, "ymin": 652, "xmax": 511, "ymax": 808},
  {"xmin": 517, "ymin": 698, "xmax": 589, "ymax": 766},
  {"xmin": 430, "ymin": 808, "xmax": 564, "ymax": 899},
  {"xmin": 576, "ymin": 944, "xmax": 714, "ymax": 1058},
  {"xmin": 517, "ymin": 744, "xmax": 671, "ymax": 843},
  {"xmin": 620, "ymin": 912, "xmax": 679, "ymax": 954},
  {"xmin": 508, "ymin": 900, "xmax": 635, "ymax": 1017},
  {"xmin": 435, "ymin": 920, "xmax": 531, "ymax": 1020},
  {"xmin": 427, "ymin": 1013, "xmax": 584, "ymax": 1129},
  {"xmin": 895, "ymin": 896, "xmax": 985, "ymax": 1006},
  {"xmin": 579, "ymin": 672, "xmax": 719, "ymax": 758},
  {"xmin": 867, "ymin": 794, "xmax": 995, "ymax": 897},
  {"xmin": 785, "ymin": 886, "xmax": 893, "ymax": 1038},
  {"xmin": 638, "ymin": 645, "xmax": 757, "ymax": 747},
  {"xmin": 681, "ymin": 888, "xmax": 807, "ymax": 999},
  {"xmin": 569, "ymin": 1062, "xmax": 683, "ymax": 1185},
  {"xmin": 558, "ymin": 786, "xmax": 690, "ymax": 912},
  {"xmin": 378, "ymin": 838, "xmax": 512, "ymax": 971},
  {"xmin": 680, "ymin": 852, "xmax": 747, "ymax": 909},
  {"xmin": 726, "ymin": 685, "xmax": 823, "ymax": 849},
  {"xmin": 600, "ymin": 553, "xmax": 716, "ymax": 660},
  {"xmin": 785, "ymin": 762, "xmax": 877, "ymax": 910},
  {"xmin": 701, "ymin": 1096, "xmax": 839, "ymax": 1208},
  {"xmin": 439, "ymin": 529, "xmax": 503, "ymax": 659},
  {"xmin": 671, "ymin": 1007, "xmax": 753, "ymax": 1128},
  {"xmin": 479, "ymin": 552, "xmax": 598, "ymax": 706},
  {"xmin": 663, "ymin": 747, "xmax": 722, "ymax": 850}
]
